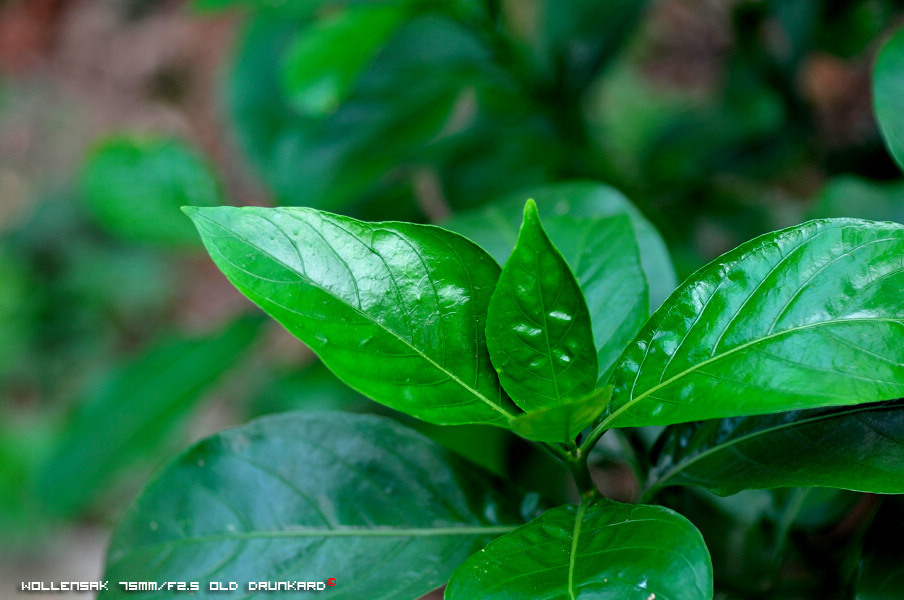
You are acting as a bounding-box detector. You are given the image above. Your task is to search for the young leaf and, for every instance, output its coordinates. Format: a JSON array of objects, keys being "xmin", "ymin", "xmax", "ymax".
[
  {"xmin": 82, "ymin": 136, "xmax": 221, "ymax": 247},
  {"xmin": 186, "ymin": 206, "xmax": 516, "ymax": 426},
  {"xmin": 34, "ymin": 317, "xmax": 261, "ymax": 516},
  {"xmin": 102, "ymin": 412, "xmax": 525, "ymax": 600},
  {"xmin": 873, "ymin": 26, "xmax": 904, "ymax": 173},
  {"xmin": 544, "ymin": 215, "xmax": 648, "ymax": 382},
  {"xmin": 647, "ymin": 400, "xmax": 904, "ymax": 497},
  {"xmin": 282, "ymin": 5, "xmax": 408, "ymax": 116},
  {"xmin": 486, "ymin": 200, "xmax": 597, "ymax": 411},
  {"xmin": 444, "ymin": 182, "xmax": 669, "ymax": 311},
  {"xmin": 510, "ymin": 386, "xmax": 611, "ymax": 444},
  {"xmin": 601, "ymin": 219, "xmax": 904, "ymax": 429},
  {"xmin": 446, "ymin": 497, "xmax": 713, "ymax": 600}
]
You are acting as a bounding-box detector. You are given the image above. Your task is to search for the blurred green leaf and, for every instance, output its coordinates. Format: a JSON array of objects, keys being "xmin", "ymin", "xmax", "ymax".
[
  {"xmin": 874, "ymin": 26, "xmax": 904, "ymax": 173},
  {"xmin": 0, "ymin": 248, "xmax": 31, "ymax": 375},
  {"xmin": 103, "ymin": 412, "xmax": 525, "ymax": 600},
  {"xmin": 444, "ymin": 181, "xmax": 669, "ymax": 311},
  {"xmin": 282, "ymin": 4, "xmax": 408, "ymax": 116},
  {"xmin": 487, "ymin": 199, "xmax": 597, "ymax": 411},
  {"xmin": 229, "ymin": 13, "xmax": 492, "ymax": 215},
  {"xmin": 648, "ymin": 400, "xmax": 904, "ymax": 497},
  {"xmin": 81, "ymin": 136, "xmax": 222, "ymax": 247},
  {"xmin": 810, "ymin": 175, "xmax": 904, "ymax": 223},
  {"xmin": 538, "ymin": 0, "xmax": 647, "ymax": 91},
  {"xmin": 34, "ymin": 317, "xmax": 261, "ymax": 516}
]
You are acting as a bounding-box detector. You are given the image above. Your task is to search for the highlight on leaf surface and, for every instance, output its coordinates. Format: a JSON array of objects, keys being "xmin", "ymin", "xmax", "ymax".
[
  {"xmin": 486, "ymin": 199, "xmax": 597, "ymax": 412},
  {"xmin": 185, "ymin": 205, "xmax": 516, "ymax": 427},
  {"xmin": 600, "ymin": 218, "xmax": 904, "ymax": 430},
  {"xmin": 446, "ymin": 497, "xmax": 713, "ymax": 600}
]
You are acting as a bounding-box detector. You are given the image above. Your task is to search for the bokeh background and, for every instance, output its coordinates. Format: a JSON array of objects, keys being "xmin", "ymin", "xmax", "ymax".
[{"xmin": 2, "ymin": 0, "xmax": 904, "ymax": 598}]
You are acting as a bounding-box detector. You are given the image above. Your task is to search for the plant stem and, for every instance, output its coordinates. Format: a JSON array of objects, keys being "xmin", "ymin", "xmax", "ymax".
[{"xmin": 567, "ymin": 450, "xmax": 598, "ymax": 499}]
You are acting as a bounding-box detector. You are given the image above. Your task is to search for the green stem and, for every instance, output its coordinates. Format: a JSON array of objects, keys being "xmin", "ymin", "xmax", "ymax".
[{"xmin": 567, "ymin": 451, "xmax": 598, "ymax": 499}]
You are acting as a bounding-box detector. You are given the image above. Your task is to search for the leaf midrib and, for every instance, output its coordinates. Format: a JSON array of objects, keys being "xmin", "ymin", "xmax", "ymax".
[
  {"xmin": 604, "ymin": 316, "xmax": 904, "ymax": 428},
  {"xmin": 110, "ymin": 525, "xmax": 518, "ymax": 567},
  {"xmin": 197, "ymin": 212, "xmax": 514, "ymax": 419}
]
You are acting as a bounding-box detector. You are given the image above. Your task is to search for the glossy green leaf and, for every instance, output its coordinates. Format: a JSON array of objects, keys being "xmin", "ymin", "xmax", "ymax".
[
  {"xmin": 444, "ymin": 182, "xmax": 666, "ymax": 310},
  {"xmin": 600, "ymin": 219, "xmax": 904, "ymax": 429},
  {"xmin": 544, "ymin": 215, "xmax": 648, "ymax": 382},
  {"xmin": 446, "ymin": 184, "xmax": 653, "ymax": 378},
  {"xmin": 102, "ymin": 412, "xmax": 524, "ymax": 600},
  {"xmin": 446, "ymin": 497, "xmax": 713, "ymax": 600},
  {"xmin": 510, "ymin": 386, "xmax": 611, "ymax": 444},
  {"xmin": 187, "ymin": 205, "xmax": 516, "ymax": 426},
  {"xmin": 647, "ymin": 400, "xmax": 904, "ymax": 497},
  {"xmin": 34, "ymin": 317, "xmax": 261, "ymax": 516},
  {"xmin": 81, "ymin": 136, "xmax": 221, "ymax": 246},
  {"xmin": 487, "ymin": 200, "xmax": 596, "ymax": 411},
  {"xmin": 282, "ymin": 5, "xmax": 407, "ymax": 116},
  {"xmin": 874, "ymin": 26, "xmax": 904, "ymax": 172}
]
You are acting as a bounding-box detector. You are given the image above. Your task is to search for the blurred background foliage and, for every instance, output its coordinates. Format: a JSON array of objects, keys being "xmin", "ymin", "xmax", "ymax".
[{"xmin": 2, "ymin": 0, "xmax": 904, "ymax": 597}]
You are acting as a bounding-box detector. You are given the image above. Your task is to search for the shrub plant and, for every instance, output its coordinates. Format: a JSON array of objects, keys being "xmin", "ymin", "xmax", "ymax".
[{"xmin": 100, "ymin": 191, "xmax": 904, "ymax": 598}]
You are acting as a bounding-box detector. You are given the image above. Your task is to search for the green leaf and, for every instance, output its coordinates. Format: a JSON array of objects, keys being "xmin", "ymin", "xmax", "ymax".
[
  {"xmin": 874, "ymin": 26, "xmax": 904, "ymax": 173},
  {"xmin": 282, "ymin": 5, "xmax": 408, "ymax": 116},
  {"xmin": 186, "ymin": 205, "xmax": 516, "ymax": 426},
  {"xmin": 486, "ymin": 200, "xmax": 596, "ymax": 411},
  {"xmin": 34, "ymin": 317, "xmax": 261, "ymax": 516},
  {"xmin": 102, "ymin": 412, "xmax": 524, "ymax": 600},
  {"xmin": 647, "ymin": 400, "xmax": 904, "ymax": 497},
  {"xmin": 81, "ymin": 136, "xmax": 221, "ymax": 246},
  {"xmin": 446, "ymin": 184, "xmax": 654, "ymax": 378},
  {"xmin": 543, "ymin": 215, "xmax": 648, "ymax": 382},
  {"xmin": 446, "ymin": 497, "xmax": 713, "ymax": 600},
  {"xmin": 601, "ymin": 219, "xmax": 904, "ymax": 429},
  {"xmin": 510, "ymin": 386, "xmax": 611, "ymax": 443}
]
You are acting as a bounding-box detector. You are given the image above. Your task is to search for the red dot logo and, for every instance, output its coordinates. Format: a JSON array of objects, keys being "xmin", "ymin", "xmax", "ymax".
[{"xmin": 327, "ymin": 578, "xmax": 336, "ymax": 587}]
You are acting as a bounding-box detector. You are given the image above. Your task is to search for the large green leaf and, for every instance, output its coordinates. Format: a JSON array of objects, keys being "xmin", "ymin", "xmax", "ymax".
[
  {"xmin": 510, "ymin": 386, "xmax": 611, "ymax": 444},
  {"xmin": 102, "ymin": 412, "xmax": 524, "ymax": 600},
  {"xmin": 874, "ymin": 26, "xmax": 904, "ymax": 173},
  {"xmin": 34, "ymin": 317, "xmax": 261, "ymax": 516},
  {"xmin": 446, "ymin": 497, "xmax": 712, "ymax": 600},
  {"xmin": 487, "ymin": 200, "xmax": 596, "ymax": 411},
  {"xmin": 600, "ymin": 219, "xmax": 904, "ymax": 429},
  {"xmin": 281, "ymin": 5, "xmax": 408, "ymax": 116},
  {"xmin": 81, "ymin": 136, "xmax": 221, "ymax": 246},
  {"xmin": 187, "ymin": 205, "xmax": 516, "ymax": 425},
  {"xmin": 647, "ymin": 400, "xmax": 904, "ymax": 497}
]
